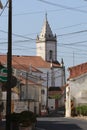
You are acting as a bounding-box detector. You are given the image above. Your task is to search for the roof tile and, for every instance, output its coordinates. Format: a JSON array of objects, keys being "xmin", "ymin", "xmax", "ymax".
[
  {"xmin": 0, "ymin": 55, "xmax": 60, "ymax": 70},
  {"xmin": 68, "ymin": 62, "xmax": 87, "ymax": 79}
]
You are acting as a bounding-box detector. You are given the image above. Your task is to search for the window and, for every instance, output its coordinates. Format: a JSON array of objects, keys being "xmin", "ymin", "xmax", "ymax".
[
  {"xmin": 41, "ymin": 89, "xmax": 45, "ymax": 94},
  {"xmin": 49, "ymin": 50, "xmax": 53, "ymax": 60}
]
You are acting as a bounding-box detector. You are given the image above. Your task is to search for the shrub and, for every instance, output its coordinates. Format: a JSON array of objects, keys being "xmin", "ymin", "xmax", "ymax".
[
  {"xmin": 10, "ymin": 111, "xmax": 37, "ymax": 127},
  {"xmin": 10, "ymin": 113, "xmax": 20, "ymax": 130},
  {"xmin": 10, "ymin": 112, "xmax": 20, "ymax": 123},
  {"xmin": 19, "ymin": 110, "xmax": 37, "ymax": 127},
  {"xmin": 76, "ymin": 105, "xmax": 87, "ymax": 116}
]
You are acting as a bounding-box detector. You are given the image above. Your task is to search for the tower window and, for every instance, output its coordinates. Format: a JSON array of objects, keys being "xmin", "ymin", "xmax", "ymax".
[
  {"xmin": 49, "ymin": 34, "xmax": 51, "ymax": 37},
  {"xmin": 49, "ymin": 50, "xmax": 53, "ymax": 60},
  {"xmin": 41, "ymin": 89, "xmax": 45, "ymax": 94}
]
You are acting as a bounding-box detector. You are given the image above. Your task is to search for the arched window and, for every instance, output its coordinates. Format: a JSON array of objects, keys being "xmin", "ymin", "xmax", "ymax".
[
  {"xmin": 49, "ymin": 50, "xmax": 53, "ymax": 60},
  {"xmin": 41, "ymin": 89, "xmax": 45, "ymax": 94}
]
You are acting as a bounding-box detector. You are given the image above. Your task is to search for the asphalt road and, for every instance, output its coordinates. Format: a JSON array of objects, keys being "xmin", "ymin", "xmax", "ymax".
[{"xmin": 36, "ymin": 117, "xmax": 87, "ymax": 130}]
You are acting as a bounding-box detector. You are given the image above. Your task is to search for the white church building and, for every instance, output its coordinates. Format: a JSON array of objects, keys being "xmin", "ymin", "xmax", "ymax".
[
  {"xmin": 36, "ymin": 14, "xmax": 66, "ymax": 88},
  {"xmin": 0, "ymin": 15, "xmax": 66, "ymax": 113}
]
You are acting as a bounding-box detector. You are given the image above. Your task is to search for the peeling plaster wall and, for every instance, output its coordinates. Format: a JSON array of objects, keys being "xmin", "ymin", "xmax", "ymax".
[{"xmin": 70, "ymin": 74, "xmax": 87, "ymax": 106}]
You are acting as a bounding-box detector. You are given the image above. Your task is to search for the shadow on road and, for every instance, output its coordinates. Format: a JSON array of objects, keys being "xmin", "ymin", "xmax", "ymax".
[
  {"xmin": 46, "ymin": 106, "xmax": 65, "ymax": 117},
  {"xmin": 36, "ymin": 121, "xmax": 83, "ymax": 130}
]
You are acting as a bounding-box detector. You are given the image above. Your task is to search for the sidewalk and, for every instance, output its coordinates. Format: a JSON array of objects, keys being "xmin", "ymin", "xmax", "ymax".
[{"xmin": 73, "ymin": 116, "xmax": 87, "ymax": 120}]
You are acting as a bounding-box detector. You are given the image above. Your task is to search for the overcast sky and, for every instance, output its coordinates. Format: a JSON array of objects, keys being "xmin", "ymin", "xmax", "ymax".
[{"xmin": 0, "ymin": 0, "xmax": 87, "ymax": 74}]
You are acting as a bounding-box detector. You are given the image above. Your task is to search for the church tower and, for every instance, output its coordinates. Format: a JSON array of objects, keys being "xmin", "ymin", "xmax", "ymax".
[{"xmin": 36, "ymin": 14, "xmax": 57, "ymax": 62}]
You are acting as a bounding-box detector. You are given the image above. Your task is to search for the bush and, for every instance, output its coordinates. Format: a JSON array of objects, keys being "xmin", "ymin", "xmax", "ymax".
[
  {"xmin": 19, "ymin": 110, "xmax": 37, "ymax": 127},
  {"xmin": 10, "ymin": 113, "xmax": 20, "ymax": 130},
  {"xmin": 10, "ymin": 111, "xmax": 37, "ymax": 127},
  {"xmin": 10, "ymin": 112, "xmax": 20, "ymax": 123},
  {"xmin": 76, "ymin": 105, "xmax": 87, "ymax": 116}
]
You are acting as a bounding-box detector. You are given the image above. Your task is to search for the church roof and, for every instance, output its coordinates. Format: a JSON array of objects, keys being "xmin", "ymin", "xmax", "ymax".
[{"xmin": 0, "ymin": 55, "xmax": 60, "ymax": 71}]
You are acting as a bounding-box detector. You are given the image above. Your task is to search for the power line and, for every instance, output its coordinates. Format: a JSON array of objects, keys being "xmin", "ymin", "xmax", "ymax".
[
  {"xmin": 1, "ymin": 4, "xmax": 87, "ymax": 17},
  {"xmin": 54, "ymin": 22, "xmax": 87, "ymax": 31},
  {"xmin": 58, "ymin": 29, "xmax": 87, "ymax": 37},
  {"xmin": 1, "ymin": 27, "xmax": 87, "ymax": 42},
  {"xmin": 59, "ymin": 40, "xmax": 87, "ymax": 46},
  {"xmin": 1, "ymin": 39, "xmax": 87, "ymax": 56},
  {"xmin": 0, "ymin": 29, "xmax": 35, "ymax": 41},
  {"xmin": 0, "ymin": 1, "xmax": 8, "ymax": 16},
  {"xmin": 37, "ymin": 0, "xmax": 87, "ymax": 14}
]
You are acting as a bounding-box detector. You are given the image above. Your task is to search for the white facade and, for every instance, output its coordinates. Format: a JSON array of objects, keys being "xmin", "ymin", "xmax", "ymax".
[
  {"xmin": 36, "ymin": 42, "xmax": 46, "ymax": 61},
  {"xmin": 65, "ymin": 73, "xmax": 87, "ymax": 117},
  {"xmin": 20, "ymin": 82, "xmax": 42, "ymax": 115},
  {"xmin": 38, "ymin": 67, "xmax": 65, "ymax": 87},
  {"xmin": 70, "ymin": 74, "xmax": 87, "ymax": 106}
]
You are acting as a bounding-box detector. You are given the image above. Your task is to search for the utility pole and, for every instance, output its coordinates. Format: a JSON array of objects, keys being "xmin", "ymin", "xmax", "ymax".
[
  {"xmin": 51, "ymin": 61, "xmax": 55, "ymax": 87},
  {"xmin": 26, "ymin": 71, "xmax": 28, "ymax": 100},
  {"xmin": 0, "ymin": 0, "xmax": 3, "ymax": 120},
  {"xmin": 46, "ymin": 71, "xmax": 49, "ymax": 109},
  {"xmin": 26, "ymin": 71, "xmax": 30, "ymax": 110},
  {"xmin": 6, "ymin": 0, "xmax": 12, "ymax": 130},
  {"xmin": 0, "ymin": 0, "xmax": 3, "ymax": 9}
]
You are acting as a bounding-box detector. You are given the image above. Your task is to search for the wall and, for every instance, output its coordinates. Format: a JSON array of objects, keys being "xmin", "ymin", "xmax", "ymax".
[
  {"xmin": 70, "ymin": 73, "xmax": 87, "ymax": 106},
  {"xmin": 38, "ymin": 67, "xmax": 65, "ymax": 87},
  {"xmin": 36, "ymin": 42, "xmax": 46, "ymax": 60}
]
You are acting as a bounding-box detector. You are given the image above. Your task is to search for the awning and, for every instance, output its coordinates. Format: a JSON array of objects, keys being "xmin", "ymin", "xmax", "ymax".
[{"xmin": 0, "ymin": 68, "xmax": 7, "ymax": 82}]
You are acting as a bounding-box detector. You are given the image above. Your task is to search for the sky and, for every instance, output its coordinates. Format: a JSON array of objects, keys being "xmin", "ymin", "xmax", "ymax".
[{"xmin": 0, "ymin": 0, "xmax": 87, "ymax": 76}]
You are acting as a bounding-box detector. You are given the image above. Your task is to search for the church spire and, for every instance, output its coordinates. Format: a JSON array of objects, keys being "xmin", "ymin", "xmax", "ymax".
[
  {"xmin": 36, "ymin": 14, "xmax": 57, "ymax": 62},
  {"xmin": 38, "ymin": 14, "xmax": 56, "ymax": 41}
]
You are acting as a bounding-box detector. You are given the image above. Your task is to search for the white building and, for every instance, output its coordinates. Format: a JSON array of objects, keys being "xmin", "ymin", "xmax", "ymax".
[
  {"xmin": 66, "ymin": 62, "xmax": 87, "ymax": 117},
  {"xmin": 36, "ymin": 14, "xmax": 66, "ymax": 88}
]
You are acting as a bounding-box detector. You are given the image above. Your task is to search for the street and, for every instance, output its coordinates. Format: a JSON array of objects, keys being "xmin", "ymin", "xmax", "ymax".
[
  {"xmin": 36, "ymin": 117, "xmax": 87, "ymax": 130},
  {"xmin": 0, "ymin": 116, "xmax": 87, "ymax": 130}
]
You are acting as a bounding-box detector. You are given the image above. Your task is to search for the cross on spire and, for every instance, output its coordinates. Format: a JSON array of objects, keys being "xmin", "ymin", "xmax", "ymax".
[{"xmin": 45, "ymin": 12, "xmax": 47, "ymax": 21}]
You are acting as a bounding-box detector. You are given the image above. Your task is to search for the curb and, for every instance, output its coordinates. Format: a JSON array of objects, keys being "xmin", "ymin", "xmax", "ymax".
[{"xmin": 35, "ymin": 127, "xmax": 46, "ymax": 130}]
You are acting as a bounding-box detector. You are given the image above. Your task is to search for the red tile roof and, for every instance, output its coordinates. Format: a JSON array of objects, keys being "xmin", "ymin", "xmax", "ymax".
[
  {"xmin": 0, "ymin": 55, "xmax": 60, "ymax": 71},
  {"xmin": 68, "ymin": 62, "xmax": 87, "ymax": 79}
]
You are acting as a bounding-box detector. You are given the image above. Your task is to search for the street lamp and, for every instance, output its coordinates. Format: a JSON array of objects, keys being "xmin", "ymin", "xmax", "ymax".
[{"xmin": 6, "ymin": 0, "xmax": 12, "ymax": 130}]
